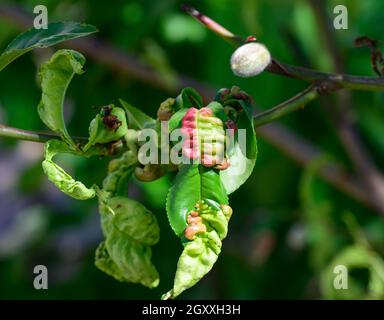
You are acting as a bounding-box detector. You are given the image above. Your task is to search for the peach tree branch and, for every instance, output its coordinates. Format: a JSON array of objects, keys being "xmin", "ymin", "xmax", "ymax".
[
  {"xmin": 182, "ymin": 4, "xmax": 384, "ymax": 92},
  {"xmin": 0, "ymin": 3, "xmax": 380, "ymax": 214}
]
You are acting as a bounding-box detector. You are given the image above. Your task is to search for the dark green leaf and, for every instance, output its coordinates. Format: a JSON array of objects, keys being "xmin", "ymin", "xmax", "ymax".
[
  {"xmin": 0, "ymin": 22, "xmax": 98, "ymax": 72},
  {"xmin": 175, "ymin": 87, "xmax": 203, "ymax": 109},
  {"xmin": 237, "ymin": 99, "xmax": 254, "ymax": 123},
  {"xmin": 166, "ymin": 164, "xmax": 228, "ymax": 237},
  {"xmin": 207, "ymin": 101, "xmax": 229, "ymax": 122},
  {"xmin": 119, "ymin": 99, "xmax": 156, "ymax": 130},
  {"xmin": 168, "ymin": 108, "xmax": 188, "ymax": 132}
]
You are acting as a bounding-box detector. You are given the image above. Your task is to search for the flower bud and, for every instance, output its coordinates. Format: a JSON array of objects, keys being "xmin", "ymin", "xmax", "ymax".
[
  {"xmin": 157, "ymin": 98, "xmax": 176, "ymax": 121},
  {"xmin": 230, "ymin": 42, "xmax": 271, "ymax": 77},
  {"xmin": 134, "ymin": 164, "xmax": 165, "ymax": 182}
]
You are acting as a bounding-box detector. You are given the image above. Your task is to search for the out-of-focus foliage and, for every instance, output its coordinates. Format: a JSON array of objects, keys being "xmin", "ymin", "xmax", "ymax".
[{"xmin": 1, "ymin": 0, "xmax": 384, "ymax": 299}]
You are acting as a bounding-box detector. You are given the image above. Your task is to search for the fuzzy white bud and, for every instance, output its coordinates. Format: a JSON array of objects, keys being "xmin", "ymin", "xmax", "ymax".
[{"xmin": 230, "ymin": 42, "xmax": 271, "ymax": 77}]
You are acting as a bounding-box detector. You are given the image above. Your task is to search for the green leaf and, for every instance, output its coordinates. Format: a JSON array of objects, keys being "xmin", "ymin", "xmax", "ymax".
[
  {"xmin": 168, "ymin": 108, "xmax": 188, "ymax": 132},
  {"xmin": 237, "ymin": 111, "xmax": 257, "ymax": 159},
  {"xmin": 220, "ymin": 111, "xmax": 257, "ymax": 194},
  {"xmin": 166, "ymin": 164, "xmax": 228, "ymax": 237},
  {"xmin": 220, "ymin": 144, "xmax": 256, "ymax": 195},
  {"xmin": 119, "ymin": 99, "xmax": 155, "ymax": 130},
  {"xmin": 38, "ymin": 49, "xmax": 86, "ymax": 148},
  {"xmin": 42, "ymin": 140, "xmax": 95, "ymax": 200},
  {"xmin": 175, "ymin": 87, "xmax": 203, "ymax": 109},
  {"xmin": 237, "ymin": 99, "xmax": 254, "ymax": 123},
  {"xmin": 0, "ymin": 22, "xmax": 98, "ymax": 72}
]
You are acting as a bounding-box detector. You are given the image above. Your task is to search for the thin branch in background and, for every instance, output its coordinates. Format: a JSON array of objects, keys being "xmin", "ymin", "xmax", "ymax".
[
  {"xmin": 253, "ymin": 86, "xmax": 319, "ymax": 127},
  {"xmin": 0, "ymin": 124, "xmax": 87, "ymax": 144},
  {"xmin": 308, "ymin": 0, "xmax": 384, "ymax": 214},
  {"xmin": 181, "ymin": 4, "xmax": 384, "ymax": 91},
  {"xmin": 181, "ymin": 3, "xmax": 384, "ymax": 215},
  {"xmin": 0, "ymin": 4, "xmax": 379, "ymax": 213}
]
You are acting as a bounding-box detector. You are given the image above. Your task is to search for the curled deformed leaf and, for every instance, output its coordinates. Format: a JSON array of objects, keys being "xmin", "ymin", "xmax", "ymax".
[
  {"xmin": 134, "ymin": 164, "xmax": 165, "ymax": 182},
  {"xmin": 180, "ymin": 107, "xmax": 229, "ymax": 169},
  {"xmin": 95, "ymin": 229, "xmax": 159, "ymax": 288},
  {"xmin": 103, "ymin": 196, "xmax": 159, "ymax": 246},
  {"xmin": 163, "ymin": 200, "xmax": 231, "ymax": 299},
  {"xmin": 168, "ymin": 95, "xmax": 253, "ymax": 194},
  {"xmin": 102, "ymin": 150, "xmax": 138, "ymax": 196},
  {"xmin": 42, "ymin": 140, "xmax": 95, "ymax": 200},
  {"xmin": 103, "ymin": 227, "xmax": 159, "ymax": 288},
  {"xmin": 95, "ymin": 241, "xmax": 126, "ymax": 282},
  {"xmin": 162, "ymin": 231, "xmax": 221, "ymax": 300},
  {"xmin": 38, "ymin": 49, "xmax": 86, "ymax": 148},
  {"xmin": 83, "ymin": 105, "xmax": 128, "ymax": 152},
  {"xmin": 96, "ymin": 195, "xmax": 160, "ymax": 288},
  {"xmin": 157, "ymin": 97, "xmax": 177, "ymax": 121},
  {"xmin": 199, "ymin": 201, "xmax": 229, "ymax": 240},
  {"xmin": 96, "ymin": 152, "xmax": 160, "ymax": 288}
]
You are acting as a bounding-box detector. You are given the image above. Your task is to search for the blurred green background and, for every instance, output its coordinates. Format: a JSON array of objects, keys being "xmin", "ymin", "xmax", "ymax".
[{"xmin": 1, "ymin": 0, "xmax": 384, "ymax": 299}]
